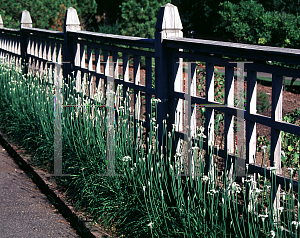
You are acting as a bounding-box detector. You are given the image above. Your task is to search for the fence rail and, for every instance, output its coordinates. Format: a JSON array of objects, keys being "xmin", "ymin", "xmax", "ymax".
[{"xmin": 0, "ymin": 4, "xmax": 300, "ymax": 231}]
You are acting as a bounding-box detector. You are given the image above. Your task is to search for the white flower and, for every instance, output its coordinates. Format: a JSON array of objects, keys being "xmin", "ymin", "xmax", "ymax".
[
  {"xmin": 267, "ymin": 166, "xmax": 278, "ymax": 173},
  {"xmin": 207, "ymin": 189, "xmax": 219, "ymax": 195},
  {"xmin": 262, "ymin": 145, "xmax": 267, "ymax": 152},
  {"xmin": 130, "ymin": 167, "xmax": 135, "ymax": 171},
  {"xmin": 197, "ymin": 133, "xmax": 206, "ymax": 139},
  {"xmin": 159, "ymin": 173, "xmax": 162, "ymax": 178},
  {"xmin": 265, "ymin": 185, "xmax": 271, "ymax": 190},
  {"xmin": 134, "ymin": 163, "xmax": 136, "ymax": 167},
  {"xmin": 157, "ymin": 162, "xmax": 159, "ymax": 167},
  {"xmin": 151, "ymin": 167, "xmax": 153, "ymax": 172},
  {"xmin": 292, "ymin": 221, "xmax": 300, "ymax": 228},
  {"xmin": 189, "ymin": 146, "xmax": 200, "ymax": 152},
  {"xmin": 143, "ymin": 186, "xmax": 146, "ymax": 192},
  {"xmin": 148, "ymin": 181, "xmax": 150, "ymax": 186},
  {"xmin": 198, "ymin": 126, "xmax": 205, "ymax": 133},
  {"xmin": 147, "ymin": 222, "xmax": 153, "ymax": 228},
  {"xmin": 277, "ymin": 207, "xmax": 284, "ymax": 214},
  {"xmin": 201, "ymin": 175, "xmax": 209, "ymax": 182},
  {"xmin": 281, "ymin": 150, "xmax": 286, "ymax": 157},
  {"xmin": 288, "ymin": 167, "xmax": 295, "ymax": 174},
  {"xmin": 258, "ymin": 214, "xmax": 268, "ymax": 222},
  {"xmin": 229, "ymin": 182, "xmax": 242, "ymax": 194},
  {"xmin": 254, "ymin": 188, "xmax": 263, "ymax": 194},
  {"xmin": 122, "ymin": 156, "xmax": 131, "ymax": 162},
  {"xmin": 175, "ymin": 153, "xmax": 183, "ymax": 158},
  {"xmin": 270, "ymin": 230, "xmax": 275, "ymax": 237},
  {"xmin": 161, "ymin": 190, "xmax": 163, "ymax": 197}
]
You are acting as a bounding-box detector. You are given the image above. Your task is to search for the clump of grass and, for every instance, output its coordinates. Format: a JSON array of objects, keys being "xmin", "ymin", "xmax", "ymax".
[{"xmin": 0, "ymin": 60, "xmax": 299, "ymax": 237}]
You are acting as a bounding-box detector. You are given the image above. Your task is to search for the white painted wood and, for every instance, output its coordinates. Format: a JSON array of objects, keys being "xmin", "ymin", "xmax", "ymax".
[
  {"xmin": 64, "ymin": 7, "xmax": 80, "ymax": 32},
  {"xmin": 205, "ymin": 62, "xmax": 215, "ymax": 182},
  {"xmin": 20, "ymin": 10, "xmax": 32, "ymax": 28},
  {"xmin": 246, "ymin": 69, "xmax": 257, "ymax": 166},
  {"xmin": 271, "ymin": 74, "xmax": 283, "ymax": 225},
  {"xmin": 74, "ymin": 42, "xmax": 81, "ymax": 92},
  {"xmin": 156, "ymin": 3, "xmax": 183, "ymax": 175},
  {"xmin": 80, "ymin": 44, "xmax": 86, "ymax": 95},
  {"xmin": 0, "ymin": 15, "xmax": 3, "ymax": 28},
  {"xmin": 87, "ymin": 45, "xmax": 93, "ymax": 98},
  {"xmin": 112, "ymin": 51, "xmax": 119, "ymax": 109},
  {"xmin": 134, "ymin": 55, "xmax": 141, "ymax": 122}
]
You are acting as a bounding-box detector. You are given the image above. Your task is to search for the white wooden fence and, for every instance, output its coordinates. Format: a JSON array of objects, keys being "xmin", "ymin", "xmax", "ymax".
[{"xmin": 0, "ymin": 3, "xmax": 300, "ymax": 232}]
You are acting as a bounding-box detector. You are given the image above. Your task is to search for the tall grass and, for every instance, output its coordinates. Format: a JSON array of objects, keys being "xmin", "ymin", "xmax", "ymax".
[{"xmin": 0, "ymin": 60, "xmax": 299, "ymax": 237}]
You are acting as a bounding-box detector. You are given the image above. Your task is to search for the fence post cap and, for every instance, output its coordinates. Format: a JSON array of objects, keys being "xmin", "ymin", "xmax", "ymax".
[
  {"xmin": 155, "ymin": 3, "xmax": 182, "ymax": 31},
  {"xmin": 64, "ymin": 7, "xmax": 80, "ymax": 31},
  {"xmin": 0, "ymin": 15, "xmax": 3, "ymax": 28},
  {"xmin": 20, "ymin": 10, "xmax": 32, "ymax": 28}
]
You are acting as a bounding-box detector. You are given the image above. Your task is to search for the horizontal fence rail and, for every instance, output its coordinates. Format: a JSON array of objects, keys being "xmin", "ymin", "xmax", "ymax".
[{"xmin": 0, "ymin": 4, "xmax": 300, "ymax": 235}]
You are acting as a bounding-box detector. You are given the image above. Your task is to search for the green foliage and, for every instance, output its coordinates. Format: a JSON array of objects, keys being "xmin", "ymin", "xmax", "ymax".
[
  {"xmin": 119, "ymin": 0, "xmax": 171, "ymax": 39},
  {"xmin": 215, "ymin": 0, "xmax": 300, "ymax": 48},
  {"xmin": 0, "ymin": 0, "xmax": 97, "ymax": 31},
  {"xmin": 97, "ymin": 20, "xmax": 122, "ymax": 35},
  {"xmin": 281, "ymin": 107, "xmax": 300, "ymax": 169},
  {"xmin": 257, "ymin": 90, "xmax": 271, "ymax": 114}
]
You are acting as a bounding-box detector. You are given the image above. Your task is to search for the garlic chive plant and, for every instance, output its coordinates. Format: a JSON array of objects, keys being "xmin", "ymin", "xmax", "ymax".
[{"xmin": 0, "ymin": 60, "xmax": 299, "ymax": 237}]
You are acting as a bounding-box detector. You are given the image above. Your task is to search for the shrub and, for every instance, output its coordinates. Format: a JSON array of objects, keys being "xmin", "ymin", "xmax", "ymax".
[{"xmin": 257, "ymin": 90, "xmax": 271, "ymax": 113}]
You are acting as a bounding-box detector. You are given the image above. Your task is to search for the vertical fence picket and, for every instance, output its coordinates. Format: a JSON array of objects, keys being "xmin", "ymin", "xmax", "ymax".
[
  {"xmin": 172, "ymin": 51, "xmax": 183, "ymax": 175},
  {"xmin": 112, "ymin": 51, "xmax": 119, "ymax": 109},
  {"xmin": 224, "ymin": 65, "xmax": 235, "ymax": 183},
  {"xmin": 145, "ymin": 56, "xmax": 153, "ymax": 156},
  {"xmin": 87, "ymin": 45, "xmax": 93, "ymax": 98},
  {"xmin": 122, "ymin": 52, "xmax": 130, "ymax": 111},
  {"xmin": 204, "ymin": 63, "xmax": 215, "ymax": 183},
  {"xmin": 271, "ymin": 74, "xmax": 283, "ymax": 225},
  {"xmin": 103, "ymin": 49, "xmax": 109, "ymax": 105},
  {"xmin": 190, "ymin": 62, "xmax": 197, "ymax": 177},
  {"xmin": 38, "ymin": 39, "xmax": 43, "ymax": 78},
  {"xmin": 80, "ymin": 44, "xmax": 85, "ymax": 96},
  {"xmin": 245, "ymin": 69, "xmax": 258, "ymax": 213},
  {"xmin": 134, "ymin": 54, "xmax": 141, "ymax": 143},
  {"xmin": 34, "ymin": 38, "xmax": 39, "ymax": 75},
  {"xmin": 94, "ymin": 48, "xmax": 101, "ymax": 103}
]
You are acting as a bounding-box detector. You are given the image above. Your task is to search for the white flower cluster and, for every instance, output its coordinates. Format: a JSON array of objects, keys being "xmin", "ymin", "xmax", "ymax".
[{"xmin": 122, "ymin": 156, "xmax": 131, "ymax": 162}]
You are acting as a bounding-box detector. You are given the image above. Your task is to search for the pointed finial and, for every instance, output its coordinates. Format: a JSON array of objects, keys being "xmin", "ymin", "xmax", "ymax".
[
  {"xmin": 64, "ymin": 7, "xmax": 81, "ymax": 31},
  {"xmin": 0, "ymin": 15, "xmax": 3, "ymax": 28},
  {"xmin": 155, "ymin": 3, "xmax": 182, "ymax": 31},
  {"xmin": 20, "ymin": 10, "xmax": 32, "ymax": 28}
]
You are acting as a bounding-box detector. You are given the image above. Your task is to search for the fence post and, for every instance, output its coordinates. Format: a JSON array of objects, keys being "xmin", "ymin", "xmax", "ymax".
[
  {"xmin": 155, "ymin": 3, "xmax": 183, "ymax": 177},
  {"xmin": 0, "ymin": 15, "xmax": 4, "ymax": 61},
  {"xmin": 63, "ymin": 7, "xmax": 81, "ymax": 84},
  {"xmin": 0, "ymin": 15, "xmax": 3, "ymax": 28},
  {"xmin": 20, "ymin": 10, "xmax": 32, "ymax": 75}
]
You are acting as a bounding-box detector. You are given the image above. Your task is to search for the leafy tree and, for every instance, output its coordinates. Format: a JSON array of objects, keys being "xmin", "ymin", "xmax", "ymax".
[
  {"xmin": 175, "ymin": 0, "xmax": 240, "ymax": 39},
  {"xmin": 215, "ymin": 0, "xmax": 300, "ymax": 48},
  {"xmin": 256, "ymin": 0, "xmax": 300, "ymax": 15},
  {"xmin": 119, "ymin": 0, "xmax": 171, "ymax": 39},
  {"xmin": 0, "ymin": 0, "xmax": 97, "ymax": 31}
]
